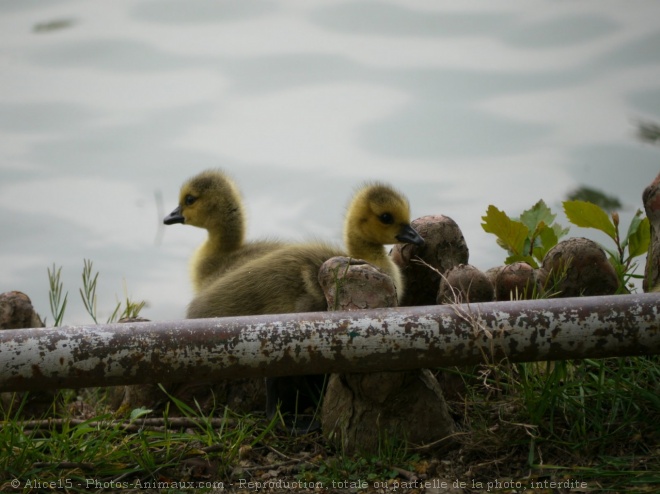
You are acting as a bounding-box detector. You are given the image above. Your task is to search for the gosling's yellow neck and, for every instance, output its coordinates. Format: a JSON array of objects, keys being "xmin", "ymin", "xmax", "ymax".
[
  {"xmin": 190, "ymin": 205, "xmax": 245, "ymax": 292},
  {"xmin": 345, "ymin": 236, "xmax": 386, "ymax": 268},
  {"xmin": 205, "ymin": 215, "xmax": 244, "ymax": 254},
  {"xmin": 190, "ymin": 231, "xmax": 242, "ymax": 292}
]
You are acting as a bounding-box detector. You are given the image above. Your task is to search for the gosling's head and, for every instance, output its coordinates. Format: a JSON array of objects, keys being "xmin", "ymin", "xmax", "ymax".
[
  {"xmin": 163, "ymin": 169, "xmax": 242, "ymax": 231},
  {"xmin": 344, "ymin": 182, "xmax": 424, "ymax": 248}
]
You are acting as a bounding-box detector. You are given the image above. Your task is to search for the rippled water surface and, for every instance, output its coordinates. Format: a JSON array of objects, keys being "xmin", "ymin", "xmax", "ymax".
[{"xmin": 1, "ymin": 0, "xmax": 659, "ymax": 323}]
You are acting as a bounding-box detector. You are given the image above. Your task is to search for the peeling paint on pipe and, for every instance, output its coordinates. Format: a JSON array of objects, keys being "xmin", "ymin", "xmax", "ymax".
[{"xmin": 0, "ymin": 294, "xmax": 659, "ymax": 392}]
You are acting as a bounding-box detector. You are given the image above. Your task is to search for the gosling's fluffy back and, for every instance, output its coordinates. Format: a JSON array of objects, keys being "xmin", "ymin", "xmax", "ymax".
[{"xmin": 186, "ymin": 242, "xmax": 342, "ymax": 318}]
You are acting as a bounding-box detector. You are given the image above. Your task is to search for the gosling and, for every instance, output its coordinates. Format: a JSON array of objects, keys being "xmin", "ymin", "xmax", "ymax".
[{"xmin": 164, "ymin": 169, "xmax": 282, "ymax": 293}]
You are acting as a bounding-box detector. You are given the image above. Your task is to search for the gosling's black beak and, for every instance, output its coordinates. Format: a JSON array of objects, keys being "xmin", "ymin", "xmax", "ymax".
[
  {"xmin": 163, "ymin": 206, "xmax": 185, "ymax": 225},
  {"xmin": 396, "ymin": 224, "xmax": 424, "ymax": 246}
]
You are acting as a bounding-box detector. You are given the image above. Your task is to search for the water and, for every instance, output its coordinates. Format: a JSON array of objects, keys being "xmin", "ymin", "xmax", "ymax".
[{"xmin": 1, "ymin": 0, "xmax": 659, "ymax": 325}]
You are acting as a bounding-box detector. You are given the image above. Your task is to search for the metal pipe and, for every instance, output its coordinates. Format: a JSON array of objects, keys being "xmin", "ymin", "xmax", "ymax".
[{"xmin": 1, "ymin": 294, "xmax": 659, "ymax": 392}]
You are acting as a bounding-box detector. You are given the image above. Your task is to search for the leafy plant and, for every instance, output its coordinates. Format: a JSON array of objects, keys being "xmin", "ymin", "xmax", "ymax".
[
  {"xmin": 482, "ymin": 197, "xmax": 650, "ymax": 293},
  {"xmin": 47, "ymin": 259, "xmax": 145, "ymax": 326},
  {"xmin": 79, "ymin": 259, "xmax": 100, "ymax": 323},
  {"xmin": 107, "ymin": 282, "xmax": 147, "ymax": 323},
  {"xmin": 481, "ymin": 200, "xmax": 569, "ymax": 268},
  {"xmin": 47, "ymin": 264, "xmax": 68, "ymax": 326}
]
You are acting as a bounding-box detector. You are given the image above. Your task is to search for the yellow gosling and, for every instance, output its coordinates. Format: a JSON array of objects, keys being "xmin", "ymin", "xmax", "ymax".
[{"xmin": 164, "ymin": 169, "xmax": 282, "ymax": 293}]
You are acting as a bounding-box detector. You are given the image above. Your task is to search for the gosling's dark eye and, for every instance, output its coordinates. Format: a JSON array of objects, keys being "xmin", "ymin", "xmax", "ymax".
[
  {"xmin": 379, "ymin": 213, "xmax": 394, "ymax": 225},
  {"xmin": 184, "ymin": 194, "xmax": 197, "ymax": 206}
]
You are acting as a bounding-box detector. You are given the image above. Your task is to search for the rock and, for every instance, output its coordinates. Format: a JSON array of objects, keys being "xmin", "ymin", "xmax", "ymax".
[
  {"xmin": 0, "ymin": 291, "xmax": 44, "ymax": 329},
  {"xmin": 437, "ymin": 264, "xmax": 495, "ymax": 304},
  {"xmin": 485, "ymin": 266, "xmax": 504, "ymax": 288},
  {"xmin": 256, "ymin": 259, "xmax": 392, "ymax": 431},
  {"xmin": 0, "ymin": 291, "xmax": 57, "ymax": 418},
  {"xmin": 494, "ymin": 262, "xmax": 539, "ymax": 301},
  {"xmin": 538, "ymin": 237, "xmax": 619, "ymax": 297},
  {"xmin": 391, "ymin": 215, "xmax": 469, "ymax": 306},
  {"xmin": 319, "ymin": 257, "xmax": 398, "ymax": 310},
  {"xmin": 319, "ymin": 257, "xmax": 457, "ymax": 455},
  {"xmin": 322, "ymin": 369, "xmax": 457, "ymax": 454},
  {"xmin": 643, "ymin": 172, "xmax": 660, "ymax": 292}
]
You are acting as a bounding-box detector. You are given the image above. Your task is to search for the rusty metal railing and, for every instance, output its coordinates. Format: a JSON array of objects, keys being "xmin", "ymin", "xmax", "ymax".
[{"xmin": 1, "ymin": 294, "xmax": 659, "ymax": 392}]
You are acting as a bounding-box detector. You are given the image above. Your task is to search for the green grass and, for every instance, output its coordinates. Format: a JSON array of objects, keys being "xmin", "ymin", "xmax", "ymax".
[
  {"xmin": 1, "ymin": 389, "xmax": 277, "ymax": 492},
  {"xmin": 445, "ymin": 355, "xmax": 660, "ymax": 492},
  {"xmin": 2, "ymin": 361, "xmax": 658, "ymax": 492}
]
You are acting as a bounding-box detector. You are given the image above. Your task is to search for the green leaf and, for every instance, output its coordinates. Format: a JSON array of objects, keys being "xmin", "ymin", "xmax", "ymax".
[
  {"xmin": 625, "ymin": 210, "xmax": 644, "ymax": 240},
  {"xmin": 481, "ymin": 205, "xmax": 529, "ymax": 256},
  {"xmin": 563, "ymin": 200, "xmax": 616, "ymax": 240},
  {"xmin": 532, "ymin": 224, "xmax": 559, "ymax": 261},
  {"xmin": 519, "ymin": 200, "xmax": 556, "ymax": 233},
  {"xmin": 538, "ymin": 223, "xmax": 558, "ymax": 247},
  {"xmin": 552, "ymin": 223, "xmax": 570, "ymax": 241},
  {"xmin": 130, "ymin": 407, "xmax": 153, "ymax": 420},
  {"xmin": 628, "ymin": 216, "xmax": 650, "ymax": 258}
]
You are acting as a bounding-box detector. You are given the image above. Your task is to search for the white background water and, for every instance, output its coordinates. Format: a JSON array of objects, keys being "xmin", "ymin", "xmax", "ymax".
[{"xmin": 1, "ymin": 0, "xmax": 659, "ymax": 325}]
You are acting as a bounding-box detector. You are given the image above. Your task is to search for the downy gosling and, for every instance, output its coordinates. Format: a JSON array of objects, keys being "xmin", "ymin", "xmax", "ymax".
[
  {"xmin": 164, "ymin": 169, "xmax": 282, "ymax": 293},
  {"xmin": 186, "ymin": 182, "xmax": 424, "ymax": 319}
]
